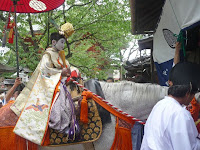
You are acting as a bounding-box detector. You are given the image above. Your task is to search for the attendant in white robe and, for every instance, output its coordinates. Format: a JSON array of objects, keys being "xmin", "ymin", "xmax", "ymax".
[{"xmin": 141, "ymin": 62, "xmax": 200, "ymax": 150}]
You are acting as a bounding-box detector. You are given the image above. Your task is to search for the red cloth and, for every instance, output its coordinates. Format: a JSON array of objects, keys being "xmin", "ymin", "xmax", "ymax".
[
  {"xmin": 189, "ymin": 97, "xmax": 200, "ymax": 133},
  {"xmin": 0, "ymin": 101, "xmax": 18, "ymax": 127},
  {"xmin": 190, "ymin": 98, "xmax": 200, "ymax": 122},
  {"xmin": 71, "ymin": 70, "xmax": 78, "ymax": 78},
  {"xmin": 0, "ymin": 101, "xmax": 38, "ymax": 150}
]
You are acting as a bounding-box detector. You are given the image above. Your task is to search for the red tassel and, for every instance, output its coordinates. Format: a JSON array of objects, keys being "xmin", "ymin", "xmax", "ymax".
[
  {"xmin": 8, "ymin": 23, "xmax": 15, "ymax": 44},
  {"xmin": 111, "ymin": 118, "xmax": 133, "ymax": 150},
  {"xmin": 80, "ymin": 91, "xmax": 88, "ymax": 123},
  {"xmin": 8, "ymin": 28, "xmax": 14, "ymax": 44},
  {"xmin": 80, "ymin": 91, "xmax": 93, "ymax": 124}
]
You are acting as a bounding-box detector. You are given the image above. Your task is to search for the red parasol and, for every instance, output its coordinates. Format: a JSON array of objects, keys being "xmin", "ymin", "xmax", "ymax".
[
  {"xmin": 0, "ymin": 0, "xmax": 65, "ymax": 13},
  {"xmin": 0, "ymin": 0, "xmax": 65, "ymax": 76}
]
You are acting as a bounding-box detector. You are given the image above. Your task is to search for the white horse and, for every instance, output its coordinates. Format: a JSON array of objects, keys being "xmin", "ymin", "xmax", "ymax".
[{"xmin": 39, "ymin": 80, "xmax": 168, "ymax": 150}]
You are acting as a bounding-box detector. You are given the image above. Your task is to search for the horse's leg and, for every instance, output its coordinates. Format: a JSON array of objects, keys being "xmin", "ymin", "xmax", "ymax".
[{"xmin": 93, "ymin": 115, "xmax": 115, "ymax": 150}]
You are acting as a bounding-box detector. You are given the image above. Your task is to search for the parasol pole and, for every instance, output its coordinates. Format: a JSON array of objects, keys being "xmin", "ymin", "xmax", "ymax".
[{"xmin": 13, "ymin": 0, "xmax": 19, "ymax": 77}]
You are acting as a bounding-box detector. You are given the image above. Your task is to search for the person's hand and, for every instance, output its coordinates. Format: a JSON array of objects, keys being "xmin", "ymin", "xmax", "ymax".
[
  {"xmin": 175, "ymin": 42, "xmax": 181, "ymax": 52},
  {"xmin": 14, "ymin": 77, "xmax": 21, "ymax": 86},
  {"xmin": 61, "ymin": 68, "xmax": 71, "ymax": 77},
  {"xmin": 187, "ymin": 104, "xmax": 192, "ymax": 111}
]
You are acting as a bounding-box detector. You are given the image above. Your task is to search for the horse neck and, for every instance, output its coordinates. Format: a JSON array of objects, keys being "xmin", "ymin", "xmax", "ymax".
[{"xmin": 99, "ymin": 81, "xmax": 168, "ymax": 119}]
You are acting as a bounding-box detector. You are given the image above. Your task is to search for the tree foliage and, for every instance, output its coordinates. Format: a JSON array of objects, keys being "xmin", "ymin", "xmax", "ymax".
[{"xmin": 0, "ymin": 0, "xmax": 135, "ymax": 80}]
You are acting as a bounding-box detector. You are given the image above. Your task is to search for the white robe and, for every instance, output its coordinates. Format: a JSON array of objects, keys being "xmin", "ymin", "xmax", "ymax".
[{"xmin": 141, "ymin": 96, "xmax": 200, "ymax": 150}]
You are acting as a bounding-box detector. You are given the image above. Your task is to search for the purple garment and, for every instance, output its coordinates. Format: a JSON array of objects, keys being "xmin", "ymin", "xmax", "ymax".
[{"xmin": 49, "ymin": 79, "xmax": 72, "ymax": 132}]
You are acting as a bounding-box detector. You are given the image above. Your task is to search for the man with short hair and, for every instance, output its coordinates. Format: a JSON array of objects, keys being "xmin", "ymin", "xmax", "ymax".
[
  {"xmin": 141, "ymin": 62, "xmax": 200, "ymax": 150},
  {"xmin": 106, "ymin": 77, "xmax": 114, "ymax": 82}
]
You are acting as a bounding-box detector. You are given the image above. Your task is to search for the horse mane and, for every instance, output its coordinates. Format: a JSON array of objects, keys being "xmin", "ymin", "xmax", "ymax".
[{"xmin": 99, "ymin": 81, "xmax": 168, "ymax": 120}]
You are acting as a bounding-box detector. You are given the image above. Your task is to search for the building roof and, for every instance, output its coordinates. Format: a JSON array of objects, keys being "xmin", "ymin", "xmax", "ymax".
[
  {"xmin": 124, "ymin": 56, "xmax": 151, "ymax": 71},
  {"xmin": 124, "ymin": 37, "xmax": 153, "ymax": 77},
  {"xmin": 130, "ymin": 0, "xmax": 165, "ymax": 35},
  {"xmin": 138, "ymin": 37, "xmax": 153, "ymax": 51}
]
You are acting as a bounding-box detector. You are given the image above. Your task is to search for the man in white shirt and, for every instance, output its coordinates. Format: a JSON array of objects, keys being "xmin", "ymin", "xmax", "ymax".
[{"xmin": 141, "ymin": 62, "xmax": 200, "ymax": 150}]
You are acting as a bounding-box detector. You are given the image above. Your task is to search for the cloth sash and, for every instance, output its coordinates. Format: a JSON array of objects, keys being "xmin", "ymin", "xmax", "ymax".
[
  {"xmin": 13, "ymin": 71, "xmax": 61, "ymax": 145},
  {"xmin": 10, "ymin": 62, "xmax": 42, "ymax": 116}
]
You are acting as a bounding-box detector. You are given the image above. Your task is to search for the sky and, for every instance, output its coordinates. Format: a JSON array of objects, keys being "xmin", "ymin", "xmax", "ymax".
[{"xmin": 123, "ymin": 40, "xmax": 151, "ymax": 62}]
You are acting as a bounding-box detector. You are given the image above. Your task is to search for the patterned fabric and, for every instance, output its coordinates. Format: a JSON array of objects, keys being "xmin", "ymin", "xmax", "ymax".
[
  {"xmin": 49, "ymin": 98, "xmax": 102, "ymax": 145},
  {"xmin": 10, "ymin": 48, "xmax": 70, "ymax": 116},
  {"xmin": 13, "ymin": 71, "xmax": 61, "ymax": 145}
]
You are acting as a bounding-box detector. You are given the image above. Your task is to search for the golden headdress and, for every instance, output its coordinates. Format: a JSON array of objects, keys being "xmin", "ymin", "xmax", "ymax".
[{"xmin": 59, "ymin": 22, "xmax": 74, "ymax": 38}]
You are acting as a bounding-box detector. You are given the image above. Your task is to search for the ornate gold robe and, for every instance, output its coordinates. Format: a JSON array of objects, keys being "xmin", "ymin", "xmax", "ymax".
[{"xmin": 10, "ymin": 47, "xmax": 70, "ymax": 145}]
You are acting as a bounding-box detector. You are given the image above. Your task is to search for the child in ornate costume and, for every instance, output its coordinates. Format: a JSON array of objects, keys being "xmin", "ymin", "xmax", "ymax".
[{"xmin": 0, "ymin": 22, "xmax": 82, "ymax": 149}]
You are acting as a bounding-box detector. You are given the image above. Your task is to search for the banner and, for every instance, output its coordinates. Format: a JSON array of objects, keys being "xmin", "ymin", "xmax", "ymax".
[{"xmin": 153, "ymin": 0, "xmax": 200, "ymax": 86}]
